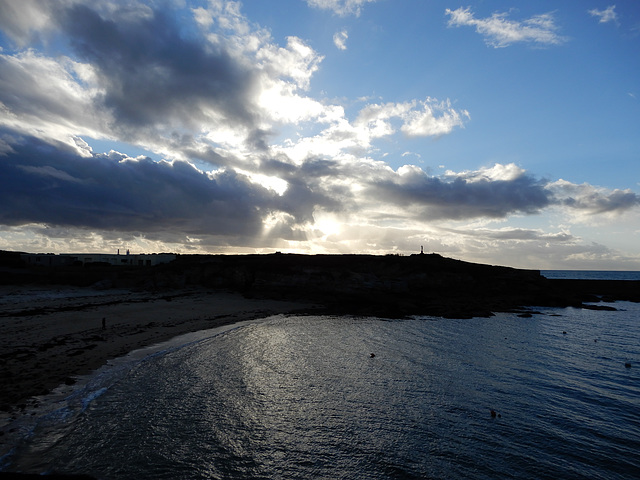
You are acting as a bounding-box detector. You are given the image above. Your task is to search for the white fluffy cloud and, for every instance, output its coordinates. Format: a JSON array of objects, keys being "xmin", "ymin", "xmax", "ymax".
[
  {"xmin": 589, "ymin": 5, "xmax": 619, "ymax": 25},
  {"xmin": 400, "ymin": 99, "xmax": 470, "ymax": 137},
  {"xmin": 333, "ymin": 30, "xmax": 348, "ymax": 50},
  {"xmin": 445, "ymin": 7, "xmax": 567, "ymax": 47},
  {"xmin": 275, "ymin": 98, "xmax": 469, "ymax": 163}
]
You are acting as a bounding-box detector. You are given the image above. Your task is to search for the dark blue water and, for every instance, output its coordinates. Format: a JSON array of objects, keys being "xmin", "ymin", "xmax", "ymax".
[
  {"xmin": 541, "ymin": 270, "xmax": 640, "ymax": 280},
  {"xmin": 3, "ymin": 304, "xmax": 640, "ymax": 479}
]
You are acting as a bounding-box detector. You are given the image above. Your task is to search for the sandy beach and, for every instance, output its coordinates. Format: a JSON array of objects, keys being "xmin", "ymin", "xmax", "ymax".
[{"xmin": 0, "ymin": 286, "xmax": 313, "ymax": 414}]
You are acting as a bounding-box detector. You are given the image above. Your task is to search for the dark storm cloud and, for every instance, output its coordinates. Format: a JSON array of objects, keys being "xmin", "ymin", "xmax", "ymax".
[
  {"xmin": 0, "ymin": 131, "xmax": 347, "ymax": 241},
  {"xmin": 366, "ymin": 165, "xmax": 640, "ymax": 221},
  {"xmin": 278, "ymin": 157, "xmax": 348, "ymax": 219},
  {"xmin": 54, "ymin": 3, "xmax": 256, "ymax": 132},
  {"xmin": 559, "ymin": 188, "xmax": 640, "ymax": 214},
  {"xmin": 0, "ymin": 132, "xmax": 274, "ymax": 237},
  {"xmin": 368, "ymin": 168, "xmax": 551, "ymax": 220},
  {"xmin": 274, "ymin": 177, "xmax": 338, "ymax": 224}
]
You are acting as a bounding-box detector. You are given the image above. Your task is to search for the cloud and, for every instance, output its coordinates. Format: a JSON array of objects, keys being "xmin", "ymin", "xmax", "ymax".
[
  {"xmin": 305, "ymin": 0, "xmax": 378, "ymax": 17},
  {"xmin": 56, "ymin": 4, "xmax": 256, "ymax": 131},
  {"xmin": 256, "ymin": 36, "xmax": 323, "ymax": 91},
  {"xmin": 1, "ymin": 0, "xmax": 638, "ymax": 268},
  {"xmin": 0, "ymin": 0, "xmax": 69, "ymax": 47},
  {"xmin": 0, "ymin": 128, "xmax": 354, "ymax": 242},
  {"xmin": 589, "ymin": 5, "xmax": 619, "ymax": 25},
  {"xmin": 445, "ymin": 7, "xmax": 567, "ymax": 47},
  {"xmin": 333, "ymin": 30, "xmax": 348, "ymax": 50},
  {"xmin": 548, "ymin": 179, "xmax": 640, "ymax": 215},
  {"xmin": 357, "ymin": 98, "xmax": 468, "ymax": 137},
  {"xmin": 0, "ymin": 0, "xmax": 334, "ymax": 154},
  {"xmin": 435, "ymin": 226, "xmax": 640, "ymax": 271},
  {"xmin": 365, "ymin": 163, "xmax": 551, "ymax": 220},
  {"xmin": 0, "ymin": 132, "xmax": 275, "ymax": 237},
  {"xmin": 469, "ymin": 228, "xmax": 574, "ymax": 242},
  {"xmin": 276, "ymin": 97, "xmax": 468, "ymax": 163},
  {"xmin": 5, "ymin": 113, "xmax": 635, "ymax": 254},
  {"xmin": 348, "ymin": 97, "xmax": 469, "ymax": 143},
  {"xmin": 0, "ymin": 50, "xmax": 105, "ymax": 151},
  {"xmin": 400, "ymin": 99, "xmax": 470, "ymax": 137},
  {"xmin": 2, "ymin": 123, "xmax": 638, "ymax": 268},
  {"xmin": 0, "ymin": 0, "xmax": 468, "ymax": 166}
]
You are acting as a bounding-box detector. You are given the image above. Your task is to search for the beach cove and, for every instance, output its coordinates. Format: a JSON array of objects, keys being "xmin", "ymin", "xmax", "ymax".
[
  {"xmin": 2, "ymin": 251, "xmax": 640, "ymax": 413},
  {"xmin": 0, "ymin": 286, "xmax": 312, "ymax": 413},
  {"xmin": 1, "ymin": 253, "xmax": 640, "ymax": 477}
]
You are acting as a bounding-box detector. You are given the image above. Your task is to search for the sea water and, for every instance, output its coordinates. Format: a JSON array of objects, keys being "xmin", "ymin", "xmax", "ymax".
[
  {"xmin": 2, "ymin": 303, "xmax": 640, "ymax": 479},
  {"xmin": 541, "ymin": 270, "xmax": 640, "ymax": 281}
]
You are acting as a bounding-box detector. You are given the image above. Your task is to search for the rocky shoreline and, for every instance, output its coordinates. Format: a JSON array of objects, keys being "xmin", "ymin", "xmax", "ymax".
[
  {"xmin": 85, "ymin": 252, "xmax": 639, "ymax": 316},
  {"xmin": 2, "ymin": 251, "xmax": 639, "ymax": 319},
  {"xmin": 0, "ymin": 286, "xmax": 311, "ymax": 411}
]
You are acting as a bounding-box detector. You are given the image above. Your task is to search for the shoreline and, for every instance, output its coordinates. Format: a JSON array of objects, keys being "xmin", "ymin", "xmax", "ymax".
[
  {"xmin": 2, "ymin": 272, "xmax": 639, "ymax": 413},
  {"xmin": 2, "ymin": 251, "xmax": 639, "ymax": 421},
  {"xmin": 0, "ymin": 286, "xmax": 315, "ymax": 414},
  {"xmin": 1, "ymin": 274, "xmax": 638, "ymax": 471}
]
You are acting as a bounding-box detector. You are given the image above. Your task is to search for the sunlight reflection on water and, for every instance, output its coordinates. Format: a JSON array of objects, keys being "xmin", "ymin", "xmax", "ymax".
[{"xmin": 5, "ymin": 306, "xmax": 640, "ymax": 479}]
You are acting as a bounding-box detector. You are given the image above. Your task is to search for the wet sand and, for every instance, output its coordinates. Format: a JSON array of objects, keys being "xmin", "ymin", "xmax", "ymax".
[{"xmin": 0, "ymin": 286, "xmax": 313, "ymax": 412}]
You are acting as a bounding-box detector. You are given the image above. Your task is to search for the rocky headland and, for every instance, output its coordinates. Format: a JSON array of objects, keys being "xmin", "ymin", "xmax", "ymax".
[{"xmin": 2, "ymin": 250, "xmax": 638, "ymax": 319}]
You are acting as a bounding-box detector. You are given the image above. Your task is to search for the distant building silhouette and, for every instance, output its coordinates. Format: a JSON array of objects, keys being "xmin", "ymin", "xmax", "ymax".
[{"xmin": 21, "ymin": 252, "xmax": 176, "ymax": 267}]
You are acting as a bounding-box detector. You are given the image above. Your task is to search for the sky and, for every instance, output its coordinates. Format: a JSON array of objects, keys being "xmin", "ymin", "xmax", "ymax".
[{"xmin": 0, "ymin": 0, "xmax": 639, "ymax": 270}]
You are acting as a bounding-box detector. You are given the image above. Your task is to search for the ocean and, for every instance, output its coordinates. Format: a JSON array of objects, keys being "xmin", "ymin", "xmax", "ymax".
[
  {"xmin": 541, "ymin": 270, "xmax": 640, "ymax": 281},
  {"xmin": 2, "ymin": 295, "xmax": 639, "ymax": 479}
]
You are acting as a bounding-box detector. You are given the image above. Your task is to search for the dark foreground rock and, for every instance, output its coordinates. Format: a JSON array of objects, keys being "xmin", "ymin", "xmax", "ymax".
[
  {"xmin": 3, "ymin": 251, "xmax": 637, "ymax": 318},
  {"xmin": 0, "ymin": 474, "xmax": 96, "ymax": 479},
  {"xmin": 162, "ymin": 253, "xmax": 638, "ymax": 317}
]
